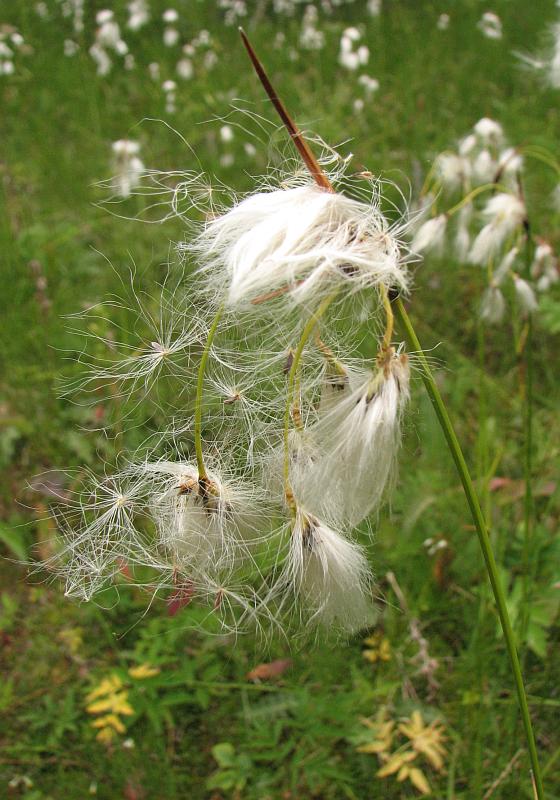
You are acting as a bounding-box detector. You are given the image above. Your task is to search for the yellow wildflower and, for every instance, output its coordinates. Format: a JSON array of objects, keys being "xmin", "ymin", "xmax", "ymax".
[
  {"xmin": 363, "ymin": 632, "xmax": 391, "ymax": 663},
  {"xmin": 128, "ymin": 664, "xmax": 161, "ymax": 679},
  {"xmin": 95, "ymin": 726, "xmax": 116, "ymax": 745},
  {"xmin": 87, "ymin": 692, "xmax": 134, "ymax": 717},
  {"xmin": 399, "ymin": 711, "xmax": 446, "ymax": 771},
  {"xmin": 91, "ymin": 714, "xmax": 126, "ymax": 734},
  {"xmin": 86, "ymin": 675, "xmax": 123, "ymax": 703}
]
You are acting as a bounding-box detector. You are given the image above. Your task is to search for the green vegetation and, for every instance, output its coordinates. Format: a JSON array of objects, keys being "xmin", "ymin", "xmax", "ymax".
[{"xmin": 1, "ymin": 1, "xmax": 560, "ymax": 798}]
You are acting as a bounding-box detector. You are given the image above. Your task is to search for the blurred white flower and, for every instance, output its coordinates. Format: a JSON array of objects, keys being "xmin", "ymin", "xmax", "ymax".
[
  {"xmin": 478, "ymin": 11, "xmax": 502, "ymax": 40},
  {"xmin": 111, "ymin": 139, "xmax": 145, "ymax": 198},
  {"xmin": 411, "ymin": 214, "xmax": 447, "ymax": 255},
  {"xmin": 480, "ymin": 285, "xmax": 506, "ymax": 324},
  {"xmin": 469, "ymin": 193, "xmax": 526, "ymax": 265},
  {"xmin": 177, "ymin": 58, "xmax": 193, "ymax": 79},
  {"xmin": 513, "ymin": 276, "xmax": 538, "ymax": 315}
]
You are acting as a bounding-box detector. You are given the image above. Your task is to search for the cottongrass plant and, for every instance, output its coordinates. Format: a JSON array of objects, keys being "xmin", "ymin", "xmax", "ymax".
[{"xmin": 47, "ymin": 31, "xmax": 545, "ymax": 797}]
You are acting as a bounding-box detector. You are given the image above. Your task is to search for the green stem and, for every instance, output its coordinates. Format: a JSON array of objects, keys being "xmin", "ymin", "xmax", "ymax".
[
  {"xmin": 194, "ymin": 303, "xmax": 224, "ymax": 481},
  {"xmin": 519, "ymin": 316, "xmax": 534, "ymax": 656},
  {"xmin": 283, "ymin": 293, "xmax": 338, "ymax": 505},
  {"xmin": 393, "ymin": 296, "xmax": 544, "ymax": 800}
]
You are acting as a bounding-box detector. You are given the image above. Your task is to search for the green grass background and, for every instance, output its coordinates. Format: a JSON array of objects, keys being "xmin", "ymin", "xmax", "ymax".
[{"xmin": 1, "ymin": 1, "xmax": 560, "ymax": 798}]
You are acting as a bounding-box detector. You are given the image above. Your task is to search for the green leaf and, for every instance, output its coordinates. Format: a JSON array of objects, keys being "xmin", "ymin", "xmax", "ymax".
[
  {"xmin": 0, "ymin": 522, "xmax": 29, "ymax": 561},
  {"xmin": 211, "ymin": 742, "xmax": 236, "ymax": 768}
]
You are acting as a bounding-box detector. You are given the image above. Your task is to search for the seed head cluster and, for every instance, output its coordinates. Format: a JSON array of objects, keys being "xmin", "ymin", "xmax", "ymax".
[{"xmin": 51, "ymin": 147, "xmax": 414, "ymax": 638}]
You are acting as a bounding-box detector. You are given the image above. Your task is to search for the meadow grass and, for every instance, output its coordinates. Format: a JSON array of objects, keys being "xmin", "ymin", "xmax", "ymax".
[{"xmin": 1, "ymin": 1, "xmax": 560, "ymax": 798}]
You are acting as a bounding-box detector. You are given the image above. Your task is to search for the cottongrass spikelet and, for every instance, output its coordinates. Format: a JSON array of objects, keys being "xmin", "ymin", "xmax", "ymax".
[
  {"xmin": 454, "ymin": 204, "xmax": 472, "ymax": 261},
  {"xmin": 410, "ymin": 214, "xmax": 447, "ymax": 256},
  {"xmin": 473, "ymin": 117, "xmax": 504, "ymax": 147},
  {"xmin": 469, "ymin": 193, "xmax": 526, "ymax": 265},
  {"xmin": 434, "ymin": 153, "xmax": 470, "ymax": 193},
  {"xmin": 136, "ymin": 459, "xmax": 265, "ymax": 575},
  {"xmin": 193, "ymin": 182, "xmax": 410, "ymax": 307},
  {"xmin": 111, "ymin": 139, "xmax": 145, "ymax": 198},
  {"xmin": 480, "ymin": 285, "xmax": 506, "ymax": 324},
  {"xmin": 282, "ymin": 507, "xmax": 374, "ymax": 633},
  {"xmin": 513, "ymin": 276, "xmax": 538, "ymax": 315},
  {"xmin": 478, "ymin": 12, "xmax": 503, "ymax": 40},
  {"xmin": 494, "ymin": 246, "xmax": 519, "ymax": 284},
  {"xmin": 294, "ymin": 349, "xmax": 410, "ymax": 527}
]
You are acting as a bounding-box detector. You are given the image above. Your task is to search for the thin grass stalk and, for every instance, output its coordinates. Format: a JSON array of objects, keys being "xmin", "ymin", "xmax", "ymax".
[
  {"xmin": 194, "ymin": 303, "xmax": 224, "ymax": 481},
  {"xmin": 239, "ymin": 30, "xmax": 544, "ymax": 798},
  {"xmin": 393, "ymin": 297, "xmax": 543, "ymax": 799}
]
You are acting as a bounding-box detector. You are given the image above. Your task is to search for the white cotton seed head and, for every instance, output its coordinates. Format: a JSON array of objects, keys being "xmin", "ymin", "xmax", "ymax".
[
  {"xmin": 434, "ymin": 153, "xmax": 470, "ymax": 193},
  {"xmin": 410, "ymin": 214, "xmax": 447, "ymax": 255},
  {"xmin": 494, "ymin": 246, "xmax": 519, "ymax": 285},
  {"xmin": 137, "ymin": 460, "xmax": 266, "ymax": 575},
  {"xmin": 478, "ymin": 12, "xmax": 503, "ymax": 40},
  {"xmin": 473, "ymin": 117, "xmax": 504, "ymax": 147},
  {"xmin": 293, "ymin": 351, "xmax": 410, "ymax": 527},
  {"xmin": 454, "ymin": 203, "xmax": 472, "ymax": 262},
  {"xmin": 480, "ymin": 286, "xmax": 506, "ymax": 324},
  {"xmin": 285, "ymin": 508, "xmax": 374, "ymax": 633},
  {"xmin": 459, "ymin": 133, "xmax": 477, "ymax": 156},
  {"xmin": 498, "ymin": 147, "xmax": 523, "ymax": 178},
  {"xmin": 472, "ymin": 149, "xmax": 497, "ymax": 184},
  {"xmin": 193, "ymin": 183, "xmax": 409, "ymax": 307},
  {"xmin": 469, "ymin": 194, "xmax": 526, "ymax": 265},
  {"xmin": 513, "ymin": 276, "xmax": 538, "ymax": 315}
]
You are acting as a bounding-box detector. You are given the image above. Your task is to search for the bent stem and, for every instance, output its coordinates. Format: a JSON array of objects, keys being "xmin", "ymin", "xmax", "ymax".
[
  {"xmin": 194, "ymin": 303, "xmax": 224, "ymax": 481},
  {"xmin": 283, "ymin": 293, "xmax": 338, "ymax": 510},
  {"xmin": 393, "ymin": 297, "xmax": 544, "ymax": 800}
]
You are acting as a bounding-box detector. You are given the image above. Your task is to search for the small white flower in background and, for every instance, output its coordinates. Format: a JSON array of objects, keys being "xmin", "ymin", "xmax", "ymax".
[
  {"xmin": 148, "ymin": 61, "xmax": 160, "ymax": 80},
  {"xmin": 35, "ymin": 2, "xmax": 49, "ymax": 19},
  {"xmin": 96, "ymin": 9, "xmax": 128, "ymax": 54},
  {"xmin": 513, "ymin": 276, "xmax": 538, "ymax": 315},
  {"xmin": 177, "ymin": 57, "xmax": 193, "ymax": 80},
  {"xmin": 411, "ymin": 214, "xmax": 447, "ymax": 256},
  {"xmin": 459, "ymin": 133, "xmax": 477, "ymax": 157},
  {"xmin": 437, "ymin": 13, "xmax": 450, "ymax": 31},
  {"xmin": 127, "ymin": 0, "xmax": 150, "ymax": 31},
  {"xmin": 339, "ymin": 28, "xmax": 369, "ymax": 71},
  {"xmin": 219, "ymin": 0, "xmax": 248, "ymax": 27},
  {"xmin": 497, "ymin": 147, "xmax": 523, "ymax": 182},
  {"xmin": 478, "ymin": 11, "xmax": 503, "ymax": 40},
  {"xmin": 89, "ymin": 42, "xmax": 112, "ymax": 76},
  {"xmin": 531, "ymin": 241, "xmax": 559, "ymax": 291},
  {"xmin": 163, "ymin": 27, "xmax": 180, "ymax": 48},
  {"xmin": 111, "ymin": 139, "xmax": 145, "ymax": 198},
  {"xmin": 468, "ymin": 193, "xmax": 526, "ymax": 265},
  {"xmin": 434, "ymin": 153, "xmax": 470, "ymax": 193},
  {"xmin": 162, "ymin": 79, "xmax": 177, "ymax": 113},
  {"xmin": 454, "ymin": 204, "xmax": 472, "ymax": 261},
  {"xmin": 353, "ymin": 98, "xmax": 365, "ymax": 114},
  {"xmin": 163, "ymin": 9, "xmax": 179, "ymax": 23},
  {"xmin": 300, "ymin": 5, "xmax": 325, "ymax": 51},
  {"xmin": 358, "ymin": 74, "xmax": 380, "ymax": 96},
  {"xmin": 64, "ymin": 39, "xmax": 79, "ymax": 57},
  {"xmin": 473, "ymin": 117, "xmax": 504, "ymax": 148},
  {"xmin": 220, "ymin": 125, "xmax": 234, "ymax": 143},
  {"xmin": 124, "ymin": 53, "xmax": 135, "ymax": 71},
  {"xmin": 480, "ymin": 285, "xmax": 506, "ymax": 324},
  {"xmin": 367, "ymin": 0, "xmax": 382, "ymax": 16},
  {"xmin": 472, "ymin": 148, "xmax": 497, "ymax": 184},
  {"xmin": 493, "ymin": 246, "xmax": 519, "ymax": 285}
]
